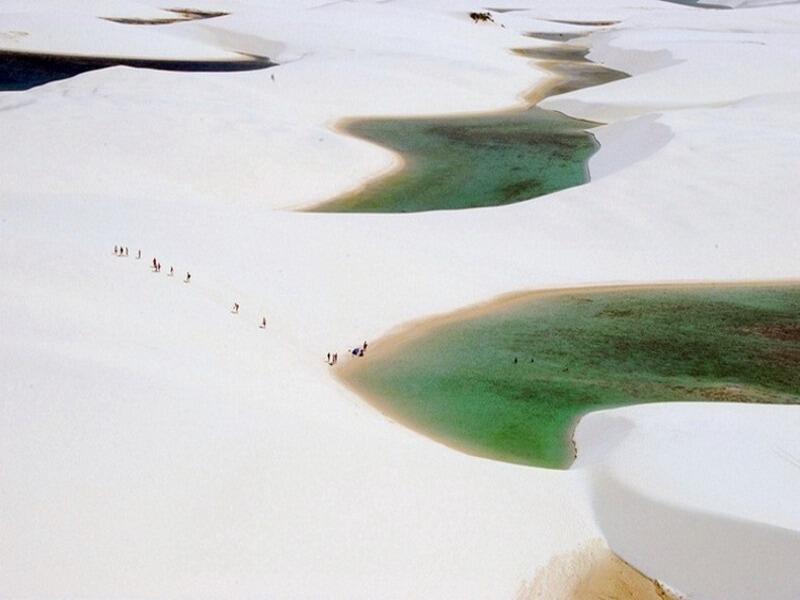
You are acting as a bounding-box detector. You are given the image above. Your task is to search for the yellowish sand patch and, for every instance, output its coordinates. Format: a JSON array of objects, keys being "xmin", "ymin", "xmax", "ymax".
[{"xmin": 518, "ymin": 539, "xmax": 681, "ymax": 600}]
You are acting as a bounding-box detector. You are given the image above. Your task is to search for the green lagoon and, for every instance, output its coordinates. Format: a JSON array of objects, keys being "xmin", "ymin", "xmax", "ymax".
[
  {"xmin": 341, "ymin": 285, "xmax": 800, "ymax": 468},
  {"xmin": 311, "ymin": 107, "xmax": 599, "ymax": 213},
  {"xmin": 309, "ymin": 43, "xmax": 629, "ymax": 213}
]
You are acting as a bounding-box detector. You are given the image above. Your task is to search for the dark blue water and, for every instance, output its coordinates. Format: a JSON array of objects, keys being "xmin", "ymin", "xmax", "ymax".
[{"xmin": 0, "ymin": 50, "xmax": 276, "ymax": 91}]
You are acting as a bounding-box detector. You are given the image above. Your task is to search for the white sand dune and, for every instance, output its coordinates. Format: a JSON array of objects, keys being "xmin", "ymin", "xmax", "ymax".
[
  {"xmin": 1, "ymin": 0, "xmax": 799, "ymax": 598},
  {"xmin": 574, "ymin": 403, "xmax": 800, "ymax": 600}
]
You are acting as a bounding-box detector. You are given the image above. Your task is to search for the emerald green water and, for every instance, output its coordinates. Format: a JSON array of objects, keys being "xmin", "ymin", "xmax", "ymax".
[
  {"xmin": 311, "ymin": 107, "xmax": 598, "ymax": 213},
  {"xmin": 309, "ymin": 43, "xmax": 631, "ymax": 213},
  {"xmin": 342, "ymin": 285, "xmax": 800, "ymax": 469}
]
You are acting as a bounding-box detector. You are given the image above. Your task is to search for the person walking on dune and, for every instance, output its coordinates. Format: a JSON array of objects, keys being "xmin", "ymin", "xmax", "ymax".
[
  {"xmin": 169, "ymin": 266, "xmax": 174, "ymax": 277},
  {"xmin": 136, "ymin": 249, "xmax": 141, "ymax": 260},
  {"xmin": 184, "ymin": 272, "xmax": 191, "ymax": 283},
  {"xmin": 114, "ymin": 245, "xmax": 118, "ymax": 255},
  {"xmin": 232, "ymin": 302, "xmax": 240, "ymax": 314},
  {"xmin": 261, "ymin": 317, "xmax": 267, "ymax": 329}
]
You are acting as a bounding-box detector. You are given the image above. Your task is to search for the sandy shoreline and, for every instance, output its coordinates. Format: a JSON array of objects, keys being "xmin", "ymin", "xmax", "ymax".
[{"xmin": 298, "ymin": 117, "xmax": 408, "ymax": 211}]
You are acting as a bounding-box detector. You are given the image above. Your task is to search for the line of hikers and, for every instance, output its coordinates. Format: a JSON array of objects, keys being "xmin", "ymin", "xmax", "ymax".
[
  {"xmin": 112, "ymin": 246, "xmax": 188, "ymax": 281},
  {"xmin": 116, "ymin": 245, "xmax": 271, "ymax": 327},
  {"xmin": 114, "ymin": 245, "xmax": 370, "ymax": 345}
]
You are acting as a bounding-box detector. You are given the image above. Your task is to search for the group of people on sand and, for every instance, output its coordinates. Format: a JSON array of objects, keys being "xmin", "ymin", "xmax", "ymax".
[
  {"xmin": 113, "ymin": 245, "xmax": 190, "ymax": 282},
  {"xmin": 114, "ymin": 245, "xmax": 144, "ymax": 259},
  {"xmin": 327, "ymin": 341, "xmax": 368, "ymax": 365},
  {"xmin": 146, "ymin": 254, "xmax": 191, "ymax": 282}
]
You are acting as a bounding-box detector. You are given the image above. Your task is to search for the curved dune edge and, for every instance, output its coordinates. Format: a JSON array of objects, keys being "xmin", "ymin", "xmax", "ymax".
[
  {"xmin": 518, "ymin": 538, "xmax": 681, "ymax": 599},
  {"xmin": 587, "ymin": 466, "xmax": 800, "ymax": 599},
  {"xmin": 574, "ymin": 403, "xmax": 800, "ymax": 600},
  {"xmin": 295, "ymin": 117, "xmax": 409, "ymax": 212}
]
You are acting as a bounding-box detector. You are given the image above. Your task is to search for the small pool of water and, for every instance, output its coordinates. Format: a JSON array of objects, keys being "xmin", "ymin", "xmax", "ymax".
[{"xmin": 339, "ymin": 285, "xmax": 800, "ymax": 468}]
